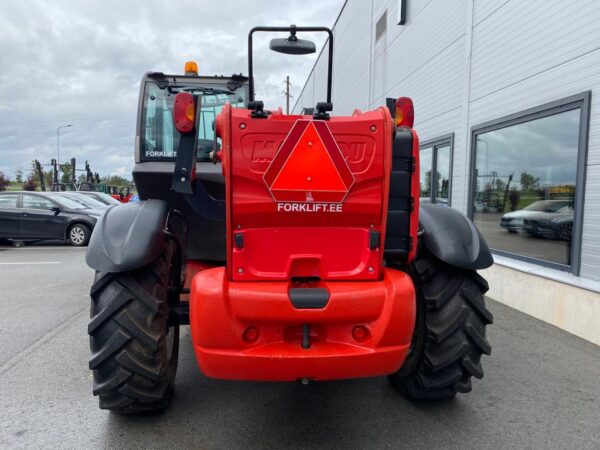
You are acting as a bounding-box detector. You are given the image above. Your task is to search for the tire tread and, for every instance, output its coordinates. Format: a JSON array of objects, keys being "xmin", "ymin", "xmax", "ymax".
[
  {"xmin": 88, "ymin": 242, "xmax": 179, "ymax": 414},
  {"xmin": 390, "ymin": 248, "xmax": 492, "ymax": 399}
]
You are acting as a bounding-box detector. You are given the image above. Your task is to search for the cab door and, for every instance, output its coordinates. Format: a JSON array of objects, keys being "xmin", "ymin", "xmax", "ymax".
[
  {"xmin": 20, "ymin": 194, "xmax": 68, "ymax": 239},
  {"xmin": 0, "ymin": 193, "xmax": 21, "ymax": 239}
]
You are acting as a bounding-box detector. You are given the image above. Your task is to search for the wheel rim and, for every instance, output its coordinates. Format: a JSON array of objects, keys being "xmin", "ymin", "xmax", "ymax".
[
  {"xmin": 558, "ymin": 225, "xmax": 571, "ymax": 241},
  {"xmin": 70, "ymin": 226, "xmax": 85, "ymax": 245}
]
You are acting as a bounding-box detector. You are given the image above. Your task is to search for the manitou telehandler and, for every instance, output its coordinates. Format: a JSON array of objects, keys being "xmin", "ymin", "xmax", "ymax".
[{"xmin": 86, "ymin": 26, "xmax": 493, "ymax": 414}]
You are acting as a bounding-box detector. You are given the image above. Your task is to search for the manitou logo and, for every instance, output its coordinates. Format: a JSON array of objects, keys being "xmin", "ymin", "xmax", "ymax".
[{"xmin": 263, "ymin": 120, "xmax": 354, "ymax": 210}]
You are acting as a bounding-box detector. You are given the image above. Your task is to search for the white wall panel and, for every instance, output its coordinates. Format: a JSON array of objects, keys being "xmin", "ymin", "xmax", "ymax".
[
  {"xmin": 295, "ymin": 73, "xmax": 314, "ymax": 113},
  {"xmin": 292, "ymin": 0, "xmax": 600, "ymax": 284},
  {"xmin": 313, "ymin": 46, "xmax": 330, "ymax": 106},
  {"xmin": 334, "ymin": 70, "xmax": 370, "ymax": 115},
  {"xmin": 580, "ymin": 164, "xmax": 600, "ymax": 281},
  {"xmin": 468, "ymin": 49, "xmax": 600, "ymax": 165},
  {"xmin": 376, "ymin": 36, "xmax": 465, "ymax": 121},
  {"xmin": 473, "ymin": 0, "xmax": 509, "ymax": 25},
  {"xmin": 470, "ymin": 0, "xmax": 600, "ymax": 102},
  {"xmin": 332, "ymin": 0, "xmax": 372, "ymax": 112}
]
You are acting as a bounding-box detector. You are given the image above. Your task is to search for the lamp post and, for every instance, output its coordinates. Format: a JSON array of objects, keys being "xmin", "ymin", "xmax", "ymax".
[{"xmin": 56, "ymin": 124, "xmax": 73, "ymax": 166}]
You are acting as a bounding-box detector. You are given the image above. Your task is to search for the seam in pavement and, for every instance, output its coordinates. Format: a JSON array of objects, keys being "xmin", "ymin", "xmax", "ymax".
[{"xmin": 0, "ymin": 305, "xmax": 88, "ymax": 376}]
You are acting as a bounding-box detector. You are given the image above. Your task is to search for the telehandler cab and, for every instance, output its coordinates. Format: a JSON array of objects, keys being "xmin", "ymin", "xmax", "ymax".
[{"xmin": 86, "ymin": 25, "xmax": 493, "ymax": 414}]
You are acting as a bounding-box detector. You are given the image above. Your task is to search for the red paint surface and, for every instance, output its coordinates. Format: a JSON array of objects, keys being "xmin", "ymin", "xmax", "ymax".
[
  {"xmin": 217, "ymin": 106, "xmax": 395, "ymax": 281},
  {"xmin": 189, "ymin": 266, "xmax": 416, "ymax": 381}
]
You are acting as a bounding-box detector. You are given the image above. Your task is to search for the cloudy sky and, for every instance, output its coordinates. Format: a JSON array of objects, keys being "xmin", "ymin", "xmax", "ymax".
[{"xmin": 0, "ymin": 0, "xmax": 343, "ymax": 179}]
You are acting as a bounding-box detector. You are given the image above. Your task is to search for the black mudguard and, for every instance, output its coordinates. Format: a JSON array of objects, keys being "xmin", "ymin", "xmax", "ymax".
[
  {"xmin": 418, "ymin": 203, "xmax": 493, "ymax": 270},
  {"xmin": 86, "ymin": 200, "xmax": 170, "ymax": 273}
]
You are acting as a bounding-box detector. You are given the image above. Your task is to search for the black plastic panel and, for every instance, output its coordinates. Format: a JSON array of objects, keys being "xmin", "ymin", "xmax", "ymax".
[
  {"xmin": 289, "ymin": 288, "xmax": 330, "ymax": 309},
  {"xmin": 384, "ymin": 129, "xmax": 414, "ymax": 258}
]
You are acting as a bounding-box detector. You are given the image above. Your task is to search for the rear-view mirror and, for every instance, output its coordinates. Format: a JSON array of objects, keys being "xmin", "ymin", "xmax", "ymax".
[{"xmin": 269, "ymin": 37, "xmax": 316, "ymax": 55}]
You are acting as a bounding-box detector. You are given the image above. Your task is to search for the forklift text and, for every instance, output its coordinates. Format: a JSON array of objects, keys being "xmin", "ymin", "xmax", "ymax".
[{"xmin": 277, "ymin": 203, "xmax": 343, "ymax": 213}]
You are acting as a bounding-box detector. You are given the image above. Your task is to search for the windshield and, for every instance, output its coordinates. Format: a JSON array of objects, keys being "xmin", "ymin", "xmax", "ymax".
[
  {"xmin": 141, "ymin": 81, "xmax": 245, "ymax": 161},
  {"xmin": 52, "ymin": 195, "xmax": 88, "ymax": 210}
]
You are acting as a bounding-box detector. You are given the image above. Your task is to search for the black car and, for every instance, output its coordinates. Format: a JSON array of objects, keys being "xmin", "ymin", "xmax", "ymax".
[
  {"xmin": 0, "ymin": 191, "xmax": 101, "ymax": 246},
  {"xmin": 523, "ymin": 208, "xmax": 574, "ymax": 241}
]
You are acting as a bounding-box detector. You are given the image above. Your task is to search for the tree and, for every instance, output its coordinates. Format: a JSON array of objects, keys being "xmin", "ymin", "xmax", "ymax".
[
  {"xmin": 0, "ymin": 172, "xmax": 10, "ymax": 191},
  {"xmin": 520, "ymin": 172, "xmax": 540, "ymax": 191},
  {"xmin": 23, "ymin": 173, "xmax": 37, "ymax": 191},
  {"xmin": 45, "ymin": 171, "xmax": 54, "ymax": 189},
  {"xmin": 60, "ymin": 163, "xmax": 73, "ymax": 185},
  {"xmin": 15, "ymin": 168, "xmax": 23, "ymax": 184},
  {"xmin": 101, "ymin": 175, "xmax": 130, "ymax": 187},
  {"xmin": 494, "ymin": 178, "xmax": 506, "ymax": 193}
]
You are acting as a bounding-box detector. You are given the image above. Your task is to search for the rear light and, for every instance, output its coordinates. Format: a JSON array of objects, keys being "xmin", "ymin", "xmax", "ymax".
[
  {"xmin": 184, "ymin": 60, "xmax": 198, "ymax": 76},
  {"xmin": 173, "ymin": 92, "xmax": 196, "ymax": 134},
  {"xmin": 394, "ymin": 97, "xmax": 414, "ymax": 128}
]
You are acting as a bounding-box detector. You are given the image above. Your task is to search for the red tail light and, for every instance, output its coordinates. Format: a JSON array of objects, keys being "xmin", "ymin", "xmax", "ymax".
[
  {"xmin": 174, "ymin": 92, "xmax": 196, "ymax": 134},
  {"xmin": 394, "ymin": 97, "xmax": 414, "ymax": 128}
]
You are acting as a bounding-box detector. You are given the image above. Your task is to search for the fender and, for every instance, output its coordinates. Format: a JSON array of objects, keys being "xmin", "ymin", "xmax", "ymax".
[
  {"xmin": 418, "ymin": 203, "xmax": 493, "ymax": 270},
  {"xmin": 86, "ymin": 200, "xmax": 170, "ymax": 273}
]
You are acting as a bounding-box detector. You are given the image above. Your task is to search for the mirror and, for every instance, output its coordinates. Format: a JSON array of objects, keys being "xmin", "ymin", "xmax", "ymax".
[
  {"xmin": 269, "ymin": 37, "xmax": 316, "ymax": 55},
  {"xmin": 50, "ymin": 206, "xmax": 62, "ymax": 213}
]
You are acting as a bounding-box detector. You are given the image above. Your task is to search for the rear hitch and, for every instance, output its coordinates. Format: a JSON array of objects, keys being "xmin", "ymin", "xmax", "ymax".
[{"xmin": 302, "ymin": 324, "xmax": 311, "ymax": 349}]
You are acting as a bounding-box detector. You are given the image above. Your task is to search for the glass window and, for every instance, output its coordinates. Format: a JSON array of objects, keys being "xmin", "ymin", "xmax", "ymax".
[
  {"xmin": 419, "ymin": 147, "xmax": 433, "ymax": 201},
  {"xmin": 51, "ymin": 195, "xmax": 87, "ymax": 210},
  {"xmin": 22, "ymin": 195, "xmax": 57, "ymax": 210},
  {"xmin": 472, "ymin": 107, "xmax": 581, "ymax": 267},
  {"xmin": 419, "ymin": 136, "xmax": 453, "ymax": 205},
  {"xmin": 143, "ymin": 82, "xmax": 176, "ymax": 158},
  {"xmin": 141, "ymin": 81, "xmax": 246, "ymax": 161},
  {"xmin": 0, "ymin": 194, "xmax": 18, "ymax": 208},
  {"xmin": 436, "ymin": 145, "xmax": 451, "ymax": 204}
]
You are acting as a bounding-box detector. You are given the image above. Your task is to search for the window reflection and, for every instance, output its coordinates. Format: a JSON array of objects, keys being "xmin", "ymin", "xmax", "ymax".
[
  {"xmin": 420, "ymin": 147, "xmax": 432, "ymax": 201},
  {"xmin": 472, "ymin": 108, "xmax": 580, "ymax": 266},
  {"xmin": 419, "ymin": 141, "xmax": 452, "ymax": 205},
  {"xmin": 436, "ymin": 145, "xmax": 450, "ymax": 205}
]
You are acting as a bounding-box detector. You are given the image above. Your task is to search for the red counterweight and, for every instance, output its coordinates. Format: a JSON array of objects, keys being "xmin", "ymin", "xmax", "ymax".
[{"xmin": 216, "ymin": 104, "xmax": 395, "ymax": 282}]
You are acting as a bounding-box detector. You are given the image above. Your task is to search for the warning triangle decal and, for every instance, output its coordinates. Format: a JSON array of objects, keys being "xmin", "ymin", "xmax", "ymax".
[
  {"xmin": 271, "ymin": 123, "xmax": 346, "ymax": 192},
  {"xmin": 264, "ymin": 120, "xmax": 354, "ymax": 203}
]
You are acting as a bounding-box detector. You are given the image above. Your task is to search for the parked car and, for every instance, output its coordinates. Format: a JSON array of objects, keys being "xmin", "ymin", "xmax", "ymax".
[
  {"xmin": 51, "ymin": 192, "xmax": 111, "ymax": 210},
  {"xmin": 77, "ymin": 191, "xmax": 122, "ymax": 206},
  {"xmin": 0, "ymin": 191, "xmax": 100, "ymax": 246},
  {"xmin": 523, "ymin": 208, "xmax": 574, "ymax": 241},
  {"xmin": 500, "ymin": 199, "xmax": 572, "ymax": 232}
]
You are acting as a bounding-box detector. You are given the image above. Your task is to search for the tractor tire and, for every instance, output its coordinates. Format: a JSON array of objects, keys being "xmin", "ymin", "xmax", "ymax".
[
  {"xmin": 389, "ymin": 248, "xmax": 493, "ymax": 399},
  {"xmin": 88, "ymin": 239, "xmax": 179, "ymax": 414}
]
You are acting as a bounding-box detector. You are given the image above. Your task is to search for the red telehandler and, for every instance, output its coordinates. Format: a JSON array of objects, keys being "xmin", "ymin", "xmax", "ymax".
[{"xmin": 86, "ymin": 25, "xmax": 493, "ymax": 413}]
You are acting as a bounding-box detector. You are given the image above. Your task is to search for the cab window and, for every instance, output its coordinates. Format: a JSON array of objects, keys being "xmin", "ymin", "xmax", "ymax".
[{"xmin": 141, "ymin": 81, "xmax": 245, "ymax": 161}]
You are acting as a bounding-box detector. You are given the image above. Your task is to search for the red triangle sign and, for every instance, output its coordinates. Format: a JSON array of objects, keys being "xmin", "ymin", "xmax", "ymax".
[{"xmin": 264, "ymin": 120, "xmax": 354, "ymax": 203}]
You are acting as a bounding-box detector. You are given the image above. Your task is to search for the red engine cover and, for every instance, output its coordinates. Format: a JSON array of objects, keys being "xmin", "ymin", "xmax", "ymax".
[{"xmin": 217, "ymin": 105, "xmax": 394, "ymax": 281}]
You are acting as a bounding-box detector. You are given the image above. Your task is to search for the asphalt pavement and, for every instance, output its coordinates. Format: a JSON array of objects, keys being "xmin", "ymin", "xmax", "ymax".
[{"xmin": 0, "ymin": 245, "xmax": 599, "ymax": 449}]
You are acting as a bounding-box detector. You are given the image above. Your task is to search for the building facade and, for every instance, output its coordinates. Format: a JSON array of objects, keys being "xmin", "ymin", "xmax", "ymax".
[{"xmin": 293, "ymin": 0, "xmax": 600, "ymax": 344}]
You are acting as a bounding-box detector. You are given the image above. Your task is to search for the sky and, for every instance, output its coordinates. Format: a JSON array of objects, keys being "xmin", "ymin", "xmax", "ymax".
[{"xmin": 0, "ymin": 0, "xmax": 344, "ymax": 180}]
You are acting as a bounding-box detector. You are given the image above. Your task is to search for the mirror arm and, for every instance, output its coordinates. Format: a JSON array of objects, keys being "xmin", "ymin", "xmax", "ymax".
[{"xmin": 247, "ymin": 25, "xmax": 334, "ymax": 104}]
